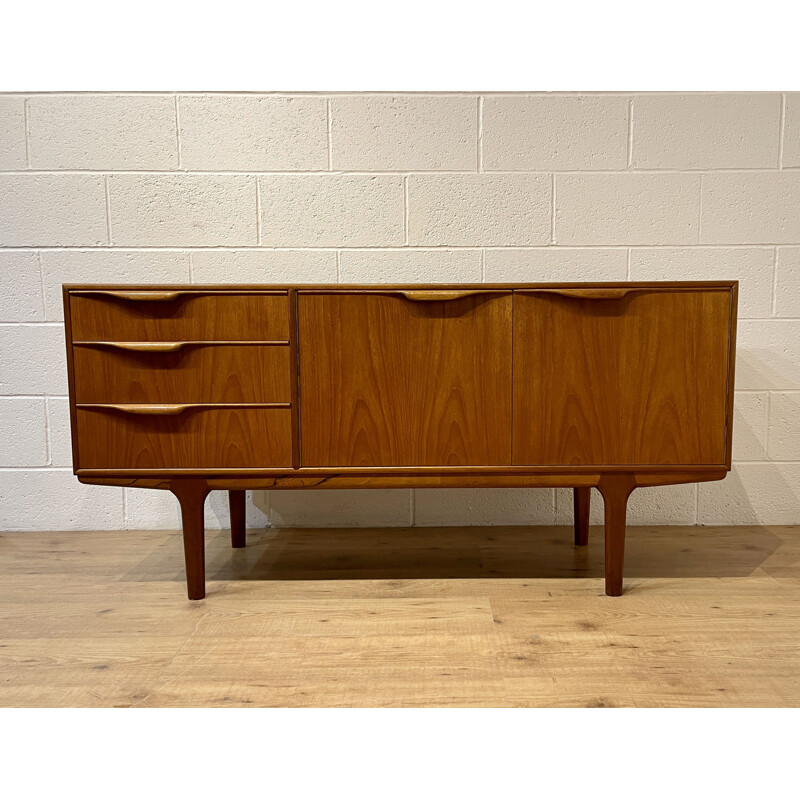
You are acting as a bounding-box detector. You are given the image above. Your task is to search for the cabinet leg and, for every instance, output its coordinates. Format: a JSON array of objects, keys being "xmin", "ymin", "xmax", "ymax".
[
  {"xmin": 598, "ymin": 476, "xmax": 636, "ymax": 597},
  {"xmin": 229, "ymin": 490, "xmax": 246, "ymax": 549},
  {"xmin": 172, "ymin": 480, "xmax": 211, "ymax": 601},
  {"xmin": 573, "ymin": 487, "xmax": 590, "ymax": 546}
]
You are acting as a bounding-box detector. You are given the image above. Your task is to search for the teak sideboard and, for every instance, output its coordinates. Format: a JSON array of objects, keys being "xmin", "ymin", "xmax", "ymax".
[{"xmin": 63, "ymin": 282, "xmax": 738, "ymax": 600}]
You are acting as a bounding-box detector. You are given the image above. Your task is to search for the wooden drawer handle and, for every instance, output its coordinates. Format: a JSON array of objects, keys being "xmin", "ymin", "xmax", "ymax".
[
  {"xmin": 76, "ymin": 341, "xmax": 189, "ymax": 353},
  {"xmin": 522, "ymin": 288, "xmax": 636, "ymax": 300},
  {"xmin": 74, "ymin": 340, "xmax": 290, "ymax": 352},
  {"xmin": 78, "ymin": 403, "xmax": 291, "ymax": 416},
  {"xmin": 397, "ymin": 290, "xmax": 498, "ymax": 302},
  {"xmin": 80, "ymin": 403, "xmax": 193, "ymax": 416},
  {"xmin": 77, "ymin": 290, "xmax": 185, "ymax": 302}
]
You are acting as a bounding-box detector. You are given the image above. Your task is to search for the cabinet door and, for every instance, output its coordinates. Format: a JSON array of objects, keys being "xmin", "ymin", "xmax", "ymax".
[
  {"xmin": 513, "ymin": 288, "xmax": 733, "ymax": 467},
  {"xmin": 298, "ymin": 291, "xmax": 513, "ymax": 467}
]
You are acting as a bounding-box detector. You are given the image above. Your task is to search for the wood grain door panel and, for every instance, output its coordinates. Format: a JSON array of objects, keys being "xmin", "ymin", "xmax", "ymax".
[
  {"xmin": 70, "ymin": 292, "xmax": 289, "ymax": 342},
  {"xmin": 512, "ymin": 289, "xmax": 732, "ymax": 466},
  {"xmin": 73, "ymin": 343, "xmax": 291, "ymax": 404},
  {"xmin": 298, "ymin": 292, "xmax": 513, "ymax": 467},
  {"xmin": 76, "ymin": 407, "xmax": 292, "ymax": 469}
]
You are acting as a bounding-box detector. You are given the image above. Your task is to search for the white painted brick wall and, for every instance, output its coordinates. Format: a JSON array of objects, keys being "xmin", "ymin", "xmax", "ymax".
[
  {"xmin": 0, "ymin": 96, "xmax": 26, "ymax": 169},
  {"xmin": 630, "ymin": 94, "xmax": 781, "ymax": 169},
  {"xmin": 27, "ymin": 95, "xmax": 179, "ymax": 170},
  {"xmin": 482, "ymin": 95, "xmax": 629, "ymax": 171},
  {"xmin": 259, "ymin": 174, "xmax": 405, "ymax": 246},
  {"xmin": 554, "ymin": 174, "xmax": 701, "ymax": 245},
  {"xmin": 0, "ymin": 92, "xmax": 798, "ymax": 531},
  {"xmin": 178, "ymin": 95, "xmax": 328, "ymax": 171}
]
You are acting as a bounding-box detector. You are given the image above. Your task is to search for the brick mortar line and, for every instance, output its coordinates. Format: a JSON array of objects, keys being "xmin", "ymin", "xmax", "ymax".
[
  {"xmin": 2, "ymin": 245, "xmax": 798, "ymax": 251},
  {"xmin": 23, "ymin": 97, "xmax": 31, "ymax": 168},
  {"xmin": 255, "ymin": 178, "xmax": 262, "ymax": 246},
  {"xmin": 772, "ymin": 247, "xmax": 779, "ymax": 316},
  {"xmin": 35, "ymin": 251, "xmax": 46, "ymax": 319},
  {"xmin": 43, "ymin": 396, "xmax": 52, "ymax": 466},
  {"xmin": 697, "ymin": 174, "xmax": 703, "ymax": 243},
  {"xmin": 403, "ymin": 176, "xmax": 409, "ymax": 246},
  {"xmin": 326, "ymin": 99, "xmax": 332, "ymax": 171},
  {"xmin": 0, "ymin": 168, "xmax": 796, "ymax": 176},
  {"xmin": 764, "ymin": 393, "xmax": 772, "ymax": 458},
  {"xmin": 779, "ymin": 93, "xmax": 786, "ymax": 169},
  {"xmin": 0, "ymin": 91, "xmax": 784, "ymax": 97},
  {"xmin": 477, "ymin": 96, "xmax": 483, "ymax": 172},
  {"xmin": 174, "ymin": 95, "xmax": 183, "ymax": 170},
  {"xmin": 627, "ymin": 99, "xmax": 634, "ymax": 168},
  {"xmin": 104, "ymin": 176, "xmax": 112, "ymax": 245}
]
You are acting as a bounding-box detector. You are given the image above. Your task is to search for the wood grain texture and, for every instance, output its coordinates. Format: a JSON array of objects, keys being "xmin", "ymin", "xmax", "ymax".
[
  {"xmin": 513, "ymin": 289, "xmax": 732, "ymax": 466},
  {"xmin": 73, "ymin": 343, "xmax": 290, "ymax": 404},
  {"xmin": 298, "ymin": 291, "xmax": 513, "ymax": 467},
  {"xmin": 70, "ymin": 292, "xmax": 289, "ymax": 342},
  {"xmin": 76, "ymin": 468, "xmax": 728, "ymax": 491},
  {"xmin": 76, "ymin": 407, "xmax": 292, "ymax": 469},
  {"xmin": 573, "ymin": 487, "xmax": 590, "ymax": 546},
  {"xmin": 1, "ymin": 525, "xmax": 798, "ymax": 707},
  {"xmin": 171, "ymin": 480, "xmax": 210, "ymax": 600},
  {"xmin": 598, "ymin": 474, "xmax": 636, "ymax": 596}
]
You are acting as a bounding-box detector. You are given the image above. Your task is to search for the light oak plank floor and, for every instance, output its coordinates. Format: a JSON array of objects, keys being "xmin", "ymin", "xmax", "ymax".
[{"xmin": 1, "ymin": 524, "xmax": 799, "ymax": 707}]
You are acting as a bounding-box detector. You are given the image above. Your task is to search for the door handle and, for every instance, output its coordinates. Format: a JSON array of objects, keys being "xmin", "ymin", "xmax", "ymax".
[
  {"xmin": 519, "ymin": 288, "xmax": 636, "ymax": 300},
  {"xmin": 397, "ymin": 290, "xmax": 503, "ymax": 302}
]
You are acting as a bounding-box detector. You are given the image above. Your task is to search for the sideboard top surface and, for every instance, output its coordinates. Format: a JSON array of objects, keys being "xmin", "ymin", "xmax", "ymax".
[{"xmin": 63, "ymin": 281, "xmax": 738, "ymax": 292}]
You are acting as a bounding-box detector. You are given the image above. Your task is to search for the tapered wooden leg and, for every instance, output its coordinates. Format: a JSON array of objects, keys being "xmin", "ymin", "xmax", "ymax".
[
  {"xmin": 573, "ymin": 487, "xmax": 590, "ymax": 546},
  {"xmin": 172, "ymin": 480, "xmax": 210, "ymax": 600},
  {"xmin": 229, "ymin": 490, "xmax": 246, "ymax": 549},
  {"xmin": 598, "ymin": 476, "xmax": 636, "ymax": 597}
]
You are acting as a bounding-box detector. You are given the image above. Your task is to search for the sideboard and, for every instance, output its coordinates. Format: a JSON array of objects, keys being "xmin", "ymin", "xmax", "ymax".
[{"xmin": 63, "ymin": 282, "xmax": 738, "ymax": 599}]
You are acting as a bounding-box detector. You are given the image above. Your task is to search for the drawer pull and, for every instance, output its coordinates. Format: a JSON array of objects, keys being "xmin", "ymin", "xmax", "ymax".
[
  {"xmin": 81, "ymin": 403, "xmax": 193, "ymax": 416},
  {"xmin": 77, "ymin": 341, "xmax": 189, "ymax": 353},
  {"xmin": 73, "ymin": 340, "xmax": 291, "ymax": 353},
  {"xmin": 522, "ymin": 288, "xmax": 636, "ymax": 300},
  {"xmin": 78, "ymin": 403, "xmax": 291, "ymax": 416},
  {"xmin": 78, "ymin": 290, "xmax": 185, "ymax": 302},
  {"xmin": 398, "ymin": 290, "xmax": 497, "ymax": 302}
]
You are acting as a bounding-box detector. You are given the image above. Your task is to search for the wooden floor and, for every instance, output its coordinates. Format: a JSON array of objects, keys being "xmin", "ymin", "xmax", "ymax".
[{"xmin": 1, "ymin": 524, "xmax": 799, "ymax": 707}]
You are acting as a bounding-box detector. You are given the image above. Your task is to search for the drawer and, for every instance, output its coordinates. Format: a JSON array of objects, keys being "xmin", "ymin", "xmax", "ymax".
[
  {"xmin": 76, "ymin": 406, "xmax": 292, "ymax": 469},
  {"xmin": 69, "ymin": 290, "xmax": 289, "ymax": 342},
  {"xmin": 73, "ymin": 342, "xmax": 291, "ymax": 404}
]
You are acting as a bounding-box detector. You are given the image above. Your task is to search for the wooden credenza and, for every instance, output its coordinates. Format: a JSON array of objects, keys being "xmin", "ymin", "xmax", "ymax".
[{"xmin": 63, "ymin": 282, "xmax": 738, "ymax": 599}]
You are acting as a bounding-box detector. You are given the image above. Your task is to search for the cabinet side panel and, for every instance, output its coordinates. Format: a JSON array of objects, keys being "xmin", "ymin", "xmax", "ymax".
[
  {"xmin": 513, "ymin": 289, "xmax": 731, "ymax": 466},
  {"xmin": 63, "ymin": 286, "xmax": 81, "ymax": 472}
]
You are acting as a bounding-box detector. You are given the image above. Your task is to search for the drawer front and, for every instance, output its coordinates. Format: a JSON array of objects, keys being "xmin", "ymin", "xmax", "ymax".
[
  {"xmin": 513, "ymin": 288, "xmax": 733, "ymax": 467},
  {"xmin": 76, "ymin": 407, "xmax": 292, "ymax": 469},
  {"xmin": 73, "ymin": 343, "xmax": 290, "ymax": 404},
  {"xmin": 298, "ymin": 290, "xmax": 513, "ymax": 467},
  {"xmin": 69, "ymin": 291, "xmax": 289, "ymax": 342}
]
